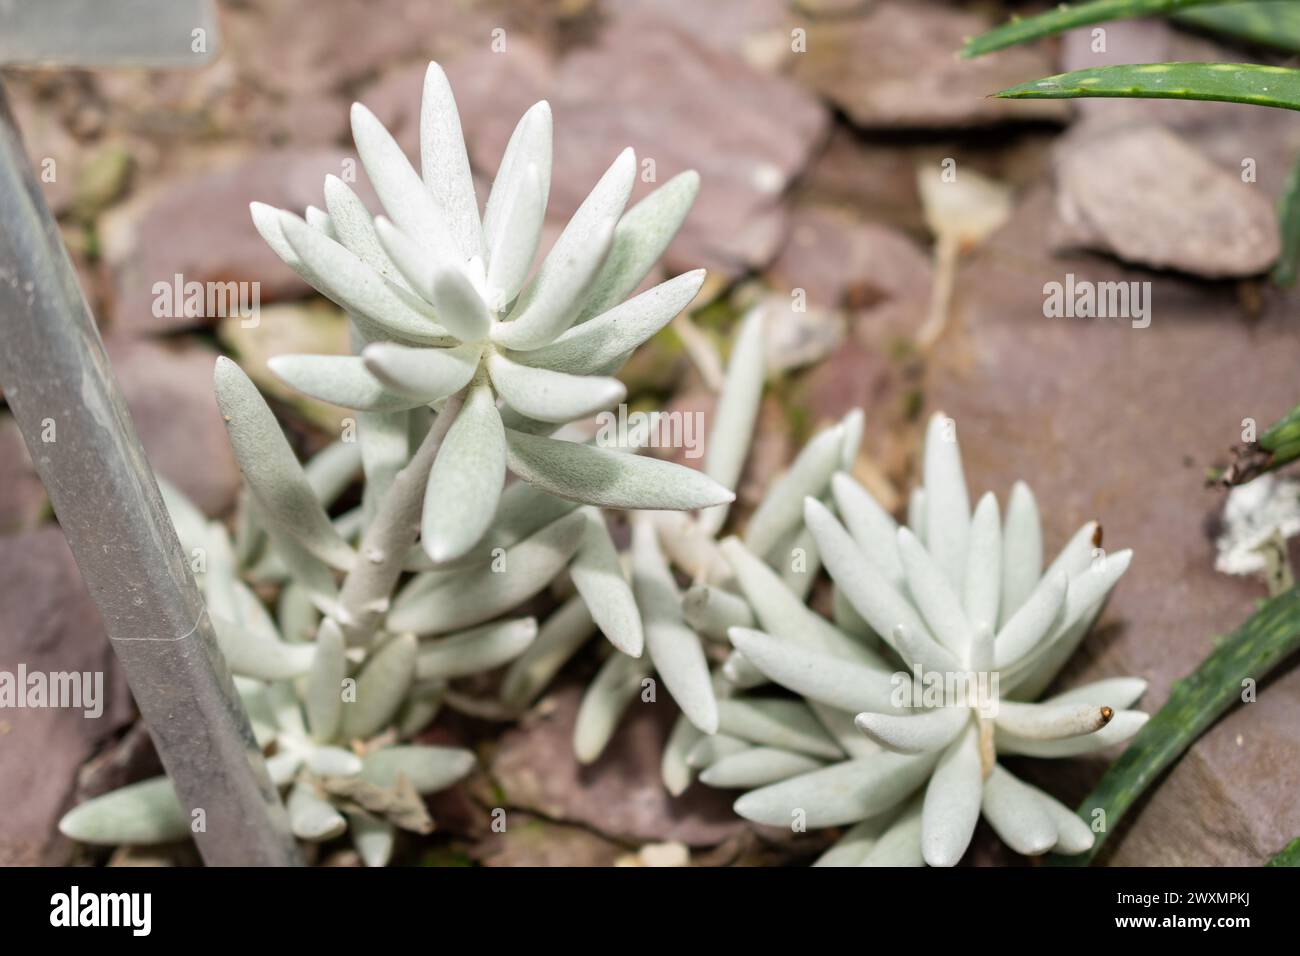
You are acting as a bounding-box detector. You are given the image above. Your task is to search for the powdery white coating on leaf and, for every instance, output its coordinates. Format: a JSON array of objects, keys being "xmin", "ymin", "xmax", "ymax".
[
  {"xmin": 727, "ymin": 627, "xmax": 901, "ymax": 715},
  {"xmin": 58, "ymin": 777, "xmax": 188, "ymax": 846},
  {"xmin": 568, "ymin": 508, "xmax": 643, "ymax": 657},
  {"xmin": 699, "ymin": 747, "xmax": 824, "ymax": 789},
  {"xmin": 716, "ymin": 697, "xmax": 844, "ymax": 760},
  {"xmin": 360, "ymin": 744, "xmax": 476, "ymax": 794},
  {"xmin": 744, "ymin": 423, "xmax": 845, "ymax": 558},
  {"xmin": 421, "ymin": 380, "xmax": 506, "ymax": 563},
  {"xmin": 415, "ymin": 617, "xmax": 537, "ymax": 680},
  {"xmin": 632, "ymin": 518, "xmax": 718, "ymax": 734},
  {"xmin": 339, "ymin": 633, "xmax": 418, "ymax": 741},
  {"xmin": 361, "ymin": 341, "xmax": 481, "ymax": 402},
  {"xmin": 486, "ymin": 351, "xmax": 625, "ymax": 424},
  {"xmin": 500, "ymin": 594, "xmax": 596, "ymax": 709},
  {"xmin": 573, "ymin": 647, "xmax": 651, "ymax": 764},
  {"xmin": 268, "ymin": 354, "xmax": 426, "ymax": 412},
  {"xmin": 503, "ymin": 429, "xmax": 734, "ymax": 511},
  {"xmin": 920, "ymin": 725, "xmax": 982, "ymax": 867},
  {"xmin": 214, "ymin": 357, "xmax": 356, "ymax": 571},
  {"xmin": 419, "ymin": 62, "xmax": 483, "ymax": 263},
  {"xmin": 699, "ymin": 306, "xmax": 766, "ymax": 537}
]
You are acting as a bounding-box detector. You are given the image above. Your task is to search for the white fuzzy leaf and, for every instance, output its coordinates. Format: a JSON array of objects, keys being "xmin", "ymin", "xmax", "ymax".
[
  {"xmin": 662, "ymin": 714, "xmax": 702, "ymax": 796},
  {"xmin": 920, "ymin": 725, "xmax": 982, "ymax": 867},
  {"xmin": 415, "ymin": 617, "xmax": 537, "ymax": 679},
  {"xmin": 831, "ymin": 472, "xmax": 903, "ymax": 587},
  {"xmin": 288, "ymin": 780, "xmax": 347, "ymax": 842},
  {"xmin": 733, "ymin": 751, "xmax": 938, "ymax": 829},
  {"xmin": 422, "ymin": 381, "xmax": 506, "ymax": 563},
  {"xmin": 727, "ymin": 627, "xmax": 902, "ymax": 714},
  {"xmin": 388, "ymin": 511, "xmax": 586, "ymax": 635},
  {"xmin": 922, "ymin": 412, "xmax": 971, "ymax": 591},
  {"xmin": 306, "ymin": 619, "xmax": 347, "ymax": 743},
  {"xmin": 993, "ymin": 570, "xmax": 1067, "ymax": 669},
  {"xmin": 717, "ymin": 697, "xmax": 843, "ymax": 760},
  {"xmin": 745, "ymin": 423, "xmax": 844, "ymax": 557},
  {"xmin": 699, "ymin": 306, "xmax": 765, "ymax": 536},
  {"xmin": 570, "ymin": 508, "xmax": 643, "ymax": 656},
  {"xmin": 483, "ymin": 102, "xmax": 552, "ymax": 270},
  {"xmin": 573, "ymin": 648, "xmax": 651, "ymax": 764},
  {"xmin": 504, "ymin": 429, "xmax": 734, "ymax": 510},
  {"xmin": 897, "ymin": 527, "xmax": 972, "ymax": 658},
  {"xmin": 980, "ymin": 765, "xmax": 1057, "ymax": 857},
  {"xmin": 577, "ymin": 169, "xmax": 700, "ymax": 321},
  {"xmin": 485, "ymin": 161, "xmax": 545, "ymax": 309},
  {"xmin": 514, "ymin": 270, "xmax": 705, "ymax": 376},
  {"xmin": 361, "ymin": 744, "xmax": 476, "ymax": 794},
  {"xmin": 996, "ymin": 709, "xmax": 1148, "ymax": 758},
  {"xmin": 58, "ymin": 777, "xmax": 188, "ymax": 846},
  {"xmin": 339, "ymin": 633, "xmax": 417, "ymax": 740},
  {"xmin": 351, "ymin": 102, "xmax": 460, "ymax": 267},
  {"xmin": 214, "ymin": 358, "xmax": 356, "ymax": 570},
  {"xmin": 268, "ymin": 354, "xmax": 427, "ymax": 412},
  {"xmin": 963, "ymin": 491, "xmax": 1001, "ymax": 630},
  {"xmin": 632, "ymin": 518, "xmax": 717, "ymax": 733},
  {"xmin": 361, "ymin": 341, "xmax": 481, "ymax": 402},
  {"xmin": 420, "ymin": 62, "xmax": 483, "ymax": 261},
  {"xmin": 1000, "ymin": 480, "xmax": 1042, "ymax": 626},
  {"xmin": 322, "ymin": 175, "xmax": 408, "ymax": 287},
  {"xmin": 487, "ymin": 351, "xmax": 625, "ymax": 424},
  {"xmin": 211, "ymin": 614, "xmax": 315, "ymax": 681},
  {"xmin": 700, "ymin": 748, "xmax": 823, "ymax": 789},
  {"xmin": 854, "ymin": 707, "xmax": 969, "ymax": 755}
]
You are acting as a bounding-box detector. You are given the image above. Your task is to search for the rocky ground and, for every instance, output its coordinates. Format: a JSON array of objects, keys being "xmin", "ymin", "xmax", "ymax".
[{"xmin": 2, "ymin": 0, "xmax": 1299, "ymax": 866}]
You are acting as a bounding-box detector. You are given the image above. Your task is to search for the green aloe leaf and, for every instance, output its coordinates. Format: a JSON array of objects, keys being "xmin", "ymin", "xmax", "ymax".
[
  {"xmin": 1173, "ymin": 2, "xmax": 1300, "ymax": 54},
  {"xmin": 995, "ymin": 62, "xmax": 1300, "ymax": 111},
  {"xmin": 962, "ymin": 0, "xmax": 1239, "ymax": 58},
  {"xmin": 1268, "ymin": 837, "xmax": 1300, "ymax": 866},
  {"xmin": 1273, "ymin": 154, "xmax": 1300, "ymax": 286},
  {"xmin": 1050, "ymin": 585, "xmax": 1300, "ymax": 865}
]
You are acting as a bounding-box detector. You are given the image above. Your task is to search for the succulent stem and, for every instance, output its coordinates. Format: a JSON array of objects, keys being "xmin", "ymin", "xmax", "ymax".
[{"xmin": 336, "ymin": 389, "xmax": 467, "ymax": 646}]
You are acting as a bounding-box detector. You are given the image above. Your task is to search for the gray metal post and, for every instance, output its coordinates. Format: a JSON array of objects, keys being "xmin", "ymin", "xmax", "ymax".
[{"xmin": 0, "ymin": 81, "xmax": 301, "ymax": 866}]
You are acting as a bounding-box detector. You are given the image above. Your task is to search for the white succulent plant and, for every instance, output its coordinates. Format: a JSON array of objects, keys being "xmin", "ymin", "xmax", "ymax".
[
  {"xmin": 247, "ymin": 61, "xmax": 730, "ymax": 572},
  {"xmin": 704, "ymin": 413, "xmax": 1148, "ymax": 865},
  {"xmin": 59, "ymin": 62, "xmax": 730, "ymax": 866}
]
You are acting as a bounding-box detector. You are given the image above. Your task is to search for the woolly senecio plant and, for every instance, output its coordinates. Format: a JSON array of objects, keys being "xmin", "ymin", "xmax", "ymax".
[
  {"xmin": 57, "ymin": 62, "xmax": 725, "ymax": 864},
  {"xmin": 702, "ymin": 413, "xmax": 1149, "ymax": 865}
]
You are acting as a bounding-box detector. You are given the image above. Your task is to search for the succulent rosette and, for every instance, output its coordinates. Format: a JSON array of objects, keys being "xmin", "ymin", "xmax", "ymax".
[
  {"xmin": 246, "ymin": 61, "xmax": 731, "ymax": 570},
  {"xmin": 710, "ymin": 413, "xmax": 1148, "ymax": 865}
]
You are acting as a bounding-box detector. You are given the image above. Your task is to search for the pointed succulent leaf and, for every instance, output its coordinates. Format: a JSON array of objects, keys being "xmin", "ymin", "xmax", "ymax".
[
  {"xmin": 569, "ymin": 508, "xmax": 643, "ymax": 656},
  {"xmin": 744, "ymin": 423, "xmax": 844, "ymax": 558},
  {"xmin": 994, "ymin": 700, "xmax": 1115, "ymax": 741},
  {"xmin": 733, "ymin": 751, "xmax": 938, "ymax": 829},
  {"xmin": 58, "ymin": 777, "xmax": 188, "ymax": 846},
  {"xmin": 814, "ymin": 815, "xmax": 892, "ymax": 868},
  {"xmin": 267, "ymin": 354, "xmax": 428, "ymax": 412},
  {"xmin": 1000, "ymin": 481, "xmax": 1042, "ymax": 626},
  {"xmin": 632, "ymin": 518, "xmax": 718, "ymax": 733},
  {"xmin": 362, "ymin": 341, "xmax": 481, "ymax": 402},
  {"xmin": 514, "ymin": 270, "xmax": 705, "ymax": 376},
  {"xmin": 322, "ymin": 175, "xmax": 408, "ymax": 287},
  {"xmin": 288, "ymin": 780, "xmax": 348, "ymax": 842},
  {"xmin": 682, "ymin": 583, "xmax": 755, "ymax": 641},
  {"xmin": 428, "ymin": 266, "xmax": 491, "ymax": 342},
  {"xmin": 388, "ymin": 511, "xmax": 586, "ymax": 634},
  {"xmin": 211, "ymin": 614, "xmax": 315, "ymax": 681},
  {"xmin": 214, "ymin": 358, "xmax": 356, "ymax": 570},
  {"xmin": 1046, "ymin": 677, "xmax": 1147, "ymax": 710},
  {"xmin": 963, "ymin": 492, "xmax": 1002, "ymax": 630},
  {"xmin": 698, "ymin": 306, "xmax": 765, "ymax": 536},
  {"xmin": 700, "ymin": 748, "xmax": 824, "ymax": 789},
  {"xmin": 830, "ymin": 472, "xmax": 903, "ymax": 587},
  {"xmin": 279, "ymin": 212, "xmax": 450, "ymax": 345},
  {"xmin": 804, "ymin": 498, "xmax": 933, "ymax": 654},
  {"xmin": 994, "ymin": 570, "xmax": 1067, "ymax": 668},
  {"xmin": 897, "ymin": 527, "xmax": 973, "ymax": 658},
  {"xmin": 854, "ymin": 707, "xmax": 970, "ymax": 755},
  {"xmin": 980, "ymin": 765, "xmax": 1057, "ymax": 857},
  {"xmin": 996, "ymin": 709, "xmax": 1149, "ymax": 758},
  {"xmin": 504, "ymin": 429, "xmax": 734, "ymax": 510},
  {"xmin": 577, "ymin": 169, "xmax": 700, "ymax": 321},
  {"xmin": 719, "ymin": 536, "xmax": 883, "ymax": 665},
  {"xmin": 500, "ymin": 594, "xmax": 597, "ymax": 709},
  {"xmin": 420, "ymin": 62, "xmax": 483, "ymax": 261},
  {"xmin": 483, "ymin": 102, "xmax": 552, "ymax": 267},
  {"xmin": 339, "ymin": 633, "xmax": 418, "ymax": 740},
  {"xmin": 485, "ymin": 161, "xmax": 545, "ymax": 308},
  {"xmin": 860, "ymin": 799, "xmax": 926, "ymax": 866},
  {"xmin": 727, "ymin": 627, "xmax": 902, "ymax": 715},
  {"xmin": 306, "ymin": 619, "xmax": 348, "ymax": 743},
  {"xmin": 573, "ymin": 648, "xmax": 651, "ymax": 764},
  {"xmin": 422, "ymin": 379, "xmax": 506, "ymax": 563},
  {"xmin": 716, "ymin": 697, "xmax": 844, "ymax": 760},
  {"xmin": 487, "ymin": 351, "xmax": 625, "ymax": 423},
  {"xmin": 920, "ymin": 725, "xmax": 982, "ymax": 867},
  {"xmin": 686, "ymin": 733, "xmax": 750, "ymax": 769},
  {"xmin": 922, "ymin": 413, "xmax": 971, "ymax": 591},
  {"xmin": 351, "ymin": 102, "xmax": 460, "ymax": 267},
  {"xmin": 415, "ymin": 617, "xmax": 537, "ymax": 679},
  {"xmin": 360, "ymin": 744, "xmax": 476, "ymax": 794},
  {"xmin": 662, "ymin": 713, "xmax": 702, "ymax": 797},
  {"xmin": 350, "ymin": 812, "xmax": 396, "ymax": 868}
]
